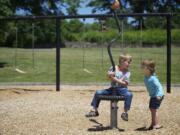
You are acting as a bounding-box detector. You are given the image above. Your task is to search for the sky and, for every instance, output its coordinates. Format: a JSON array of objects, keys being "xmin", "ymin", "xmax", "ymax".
[
  {"xmin": 77, "ymin": 7, "xmax": 95, "ymax": 23},
  {"xmin": 15, "ymin": 0, "xmax": 107, "ymax": 24}
]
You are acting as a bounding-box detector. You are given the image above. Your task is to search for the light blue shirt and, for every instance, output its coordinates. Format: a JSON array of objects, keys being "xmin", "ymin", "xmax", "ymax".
[
  {"xmin": 144, "ymin": 74, "xmax": 164, "ymax": 97},
  {"xmin": 108, "ymin": 66, "xmax": 130, "ymax": 88}
]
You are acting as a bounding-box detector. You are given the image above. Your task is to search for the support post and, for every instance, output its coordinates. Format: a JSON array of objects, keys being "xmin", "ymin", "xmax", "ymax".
[
  {"xmin": 110, "ymin": 101, "xmax": 118, "ymax": 128},
  {"xmin": 167, "ymin": 15, "xmax": 171, "ymax": 93},
  {"xmin": 56, "ymin": 18, "xmax": 61, "ymax": 91}
]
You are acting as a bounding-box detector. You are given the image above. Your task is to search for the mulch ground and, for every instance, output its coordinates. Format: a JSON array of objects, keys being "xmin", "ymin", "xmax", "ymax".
[{"xmin": 0, "ymin": 85, "xmax": 180, "ymax": 135}]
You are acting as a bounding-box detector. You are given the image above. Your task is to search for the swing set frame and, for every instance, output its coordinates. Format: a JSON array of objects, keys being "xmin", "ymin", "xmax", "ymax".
[{"xmin": 0, "ymin": 13, "xmax": 172, "ymax": 93}]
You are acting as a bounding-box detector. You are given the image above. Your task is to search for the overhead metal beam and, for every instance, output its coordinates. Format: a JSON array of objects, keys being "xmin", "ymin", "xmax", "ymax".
[{"xmin": 0, "ymin": 13, "xmax": 172, "ymax": 21}]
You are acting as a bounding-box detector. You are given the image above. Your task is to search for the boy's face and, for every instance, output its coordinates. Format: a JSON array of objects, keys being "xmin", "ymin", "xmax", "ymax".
[
  {"xmin": 141, "ymin": 66, "xmax": 151, "ymax": 76},
  {"xmin": 121, "ymin": 59, "xmax": 131, "ymax": 70}
]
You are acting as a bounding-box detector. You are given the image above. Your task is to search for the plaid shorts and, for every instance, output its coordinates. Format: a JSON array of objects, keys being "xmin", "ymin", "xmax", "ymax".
[{"xmin": 149, "ymin": 96, "xmax": 164, "ymax": 109}]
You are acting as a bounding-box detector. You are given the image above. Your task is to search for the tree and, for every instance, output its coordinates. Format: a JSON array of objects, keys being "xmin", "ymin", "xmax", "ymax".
[
  {"xmin": 63, "ymin": 0, "xmax": 82, "ymax": 15},
  {"xmin": 0, "ymin": 0, "xmax": 13, "ymax": 16},
  {"xmin": 124, "ymin": 0, "xmax": 180, "ymax": 29},
  {"xmin": 0, "ymin": 0, "xmax": 14, "ymax": 46},
  {"xmin": 0, "ymin": 0, "xmax": 83, "ymax": 47},
  {"xmin": 8, "ymin": 0, "xmax": 82, "ymax": 15},
  {"xmin": 87, "ymin": 0, "xmax": 180, "ymax": 29},
  {"xmin": 153, "ymin": 0, "xmax": 180, "ymax": 28}
]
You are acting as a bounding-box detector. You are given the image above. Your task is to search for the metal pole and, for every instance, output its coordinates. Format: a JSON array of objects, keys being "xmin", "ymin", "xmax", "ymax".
[
  {"xmin": 0, "ymin": 13, "xmax": 172, "ymax": 21},
  {"xmin": 110, "ymin": 101, "xmax": 118, "ymax": 128},
  {"xmin": 167, "ymin": 15, "xmax": 171, "ymax": 93},
  {"xmin": 113, "ymin": 10, "xmax": 121, "ymax": 33},
  {"xmin": 56, "ymin": 18, "xmax": 60, "ymax": 91}
]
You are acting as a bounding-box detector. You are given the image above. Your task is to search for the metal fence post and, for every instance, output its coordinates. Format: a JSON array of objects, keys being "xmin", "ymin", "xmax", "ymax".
[
  {"xmin": 167, "ymin": 14, "xmax": 171, "ymax": 93},
  {"xmin": 56, "ymin": 18, "xmax": 60, "ymax": 91}
]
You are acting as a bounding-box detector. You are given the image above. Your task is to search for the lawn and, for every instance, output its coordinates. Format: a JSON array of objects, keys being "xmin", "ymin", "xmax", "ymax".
[{"xmin": 0, "ymin": 47, "xmax": 180, "ymax": 84}]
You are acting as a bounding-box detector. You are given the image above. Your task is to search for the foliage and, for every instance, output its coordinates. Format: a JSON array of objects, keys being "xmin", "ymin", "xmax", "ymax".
[
  {"xmin": 87, "ymin": 0, "xmax": 180, "ymax": 29},
  {"xmin": 0, "ymin": 0, "xmax": 13, "ymax": 17},
  {"xmin": 9, "ymin": 0, "xmax": 82, "ymax": 15},
  {"xmin": 172, "ymin": 29, "xmax": 180, "ymax": 44},
  {"xmin": 0, "ymin": 0, "xmax": 179, "ymax": 48},
  {"xmin": 77, "ymin": 29, "xmax": 179, "ymax": 46}
]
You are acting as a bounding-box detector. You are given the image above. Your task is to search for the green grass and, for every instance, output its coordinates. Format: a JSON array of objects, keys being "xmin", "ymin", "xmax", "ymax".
[{"xmin": 0, "ymin": 47, "xmax": 180, "ymax": 84}]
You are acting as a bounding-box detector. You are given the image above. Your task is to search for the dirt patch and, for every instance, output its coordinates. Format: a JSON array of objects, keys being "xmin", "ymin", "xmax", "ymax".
[{"xmin": 0, "ymin": 85, "xmax": 180, "ymax": 135}]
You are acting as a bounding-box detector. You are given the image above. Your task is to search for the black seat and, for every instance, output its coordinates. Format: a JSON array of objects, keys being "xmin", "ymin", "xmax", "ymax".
[{"xmin": 97, "ymin": 95, "xmax": 125, "ymax": 101}]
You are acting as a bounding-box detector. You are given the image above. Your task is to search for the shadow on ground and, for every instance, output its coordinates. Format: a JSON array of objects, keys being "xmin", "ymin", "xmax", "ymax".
[
  {"xmin": 87, "ymin": 119, "xmax": 125, "ymax": 132},
  {"xmin": 135, "ymin": 126, "xmax": 149, "ymax": 131}
]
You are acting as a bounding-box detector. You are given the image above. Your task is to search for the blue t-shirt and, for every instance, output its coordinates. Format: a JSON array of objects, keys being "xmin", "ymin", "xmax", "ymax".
[
  {"xmin": 108, "ymin": 66, "xmax": 130, "ymax": 88},
  {"xmin": 144, "ymin": 75, "xmax": 164, "ymax": 97}
]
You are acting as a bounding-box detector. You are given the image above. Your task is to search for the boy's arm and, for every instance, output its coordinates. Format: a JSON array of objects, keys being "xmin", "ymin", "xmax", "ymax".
[
  {"xmin": 151, "ymin": 77, "xmax": 164, "ymax": 97},
  {"xmin": 110, "ymin": 75, "xmax": 129, "ymax": 87}
]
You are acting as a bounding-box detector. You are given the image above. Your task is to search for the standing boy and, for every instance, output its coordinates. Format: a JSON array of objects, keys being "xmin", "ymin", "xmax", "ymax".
[{"xmin": 141, "ymin": 59, "xmax": 164, "ymax": 130}]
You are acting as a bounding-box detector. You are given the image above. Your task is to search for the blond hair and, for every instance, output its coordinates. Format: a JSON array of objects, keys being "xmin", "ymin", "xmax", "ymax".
[
  {"xmin": 119, "ymin": 54, "xmax": 132, "ymax": 64},
  {"xmin": 141, "ymin": 59, "xmax": 156, "ymax": 74}
]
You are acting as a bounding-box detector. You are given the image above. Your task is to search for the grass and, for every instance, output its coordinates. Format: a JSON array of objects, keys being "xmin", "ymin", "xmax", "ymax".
[{"xmin": 0, "ymin": 47, "xmax": 180, "ymax": 84}]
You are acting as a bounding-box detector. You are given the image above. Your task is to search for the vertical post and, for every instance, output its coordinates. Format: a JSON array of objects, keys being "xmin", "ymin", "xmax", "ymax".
[
  {"xmin": 110, "ymin": 101, "xmax": 118, "ymax": 128},
  {"xmin": 56, "ymin": 18, "xmax": 60, "ymax": 91},
  {"xmin": 167, "ymin": 14, "xmax": 171, "ymax": 93}
]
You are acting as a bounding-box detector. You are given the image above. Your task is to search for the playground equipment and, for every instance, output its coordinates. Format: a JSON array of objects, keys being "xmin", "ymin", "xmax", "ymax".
[
  {"xmin": 97, "ymin": 95, "xmax": 125, "ymax": 128},
  {"xmin": 14, "ymin": 26, "xmax": 27, "ymax": 74},
  {"xmin": 81, "ymin": 18, "xmax": 92, "ymax": 74},
  {"xmin": 0, "ymin": 14, "xmax": 172, "ymax": 93},
  {"xmin": 97, "ymin": 34, "xmax": 126, "ymax": 128},
  {"xmin": 97, "ymin": 1, "xmax": 126, "ymax": 128},
  {"xmin": 14, "ymin": 22, "xmax": 35, "ymax": 73}
]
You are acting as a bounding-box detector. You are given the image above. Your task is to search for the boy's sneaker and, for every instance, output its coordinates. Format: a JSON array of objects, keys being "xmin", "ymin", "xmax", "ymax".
[
  {"xmin": 121, "ymin": 112, "xmax": 128, "ymax": 121},
  {"xmin": 85, "ymin": 110, "xmax": 99, "ymax": 117}
]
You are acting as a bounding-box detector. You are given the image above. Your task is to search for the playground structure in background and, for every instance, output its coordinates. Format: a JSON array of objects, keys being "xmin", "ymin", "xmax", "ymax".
[{"xmin": 0, "ymin": 0, "xmax": 173, "ymax": 93}]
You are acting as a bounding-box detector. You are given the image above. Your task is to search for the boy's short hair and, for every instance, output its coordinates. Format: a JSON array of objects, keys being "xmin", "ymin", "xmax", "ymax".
[
  {"xmin": 119, "ymin": 54, "xmax": 132, "ymax": 64},
  {"xmin": 142, "ymin": 59, "xmax": 156, "ymax": 74}
]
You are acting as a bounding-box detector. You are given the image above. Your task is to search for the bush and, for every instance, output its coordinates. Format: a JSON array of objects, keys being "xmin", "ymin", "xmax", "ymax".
[
  {"xmin": 83, "ymin": 31, "xmax": 103, "ymax": 43},
  {"xmin": 72, "ymin": 29, "xmax": 180, "ymax": 47},
  {"xmin": 142, "ymin": 29, "xmax": 166, "ymax": 46},
  {"xmin": 172, "ymin": 29, "xmax": 180, "ymax": 45}
]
